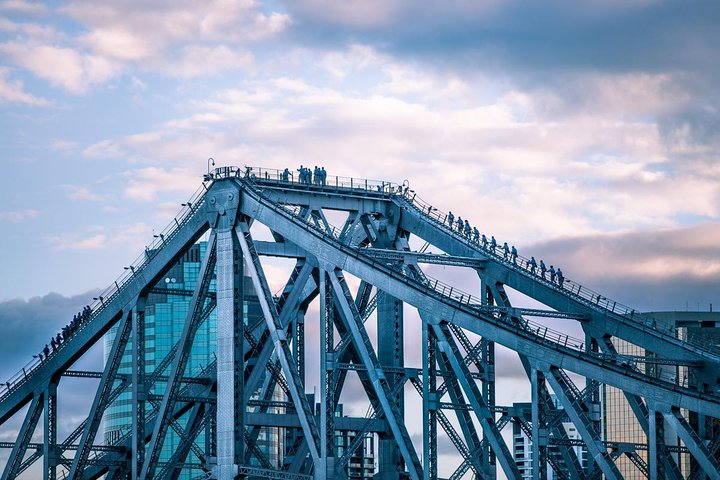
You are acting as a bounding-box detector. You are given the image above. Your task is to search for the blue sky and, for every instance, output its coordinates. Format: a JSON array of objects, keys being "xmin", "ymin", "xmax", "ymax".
[
  {"xmin": 1, "ymin": 0, "xmax": 719, "ymax": 346},
  {"xmin": 1, "ymin": 1, "xmax": 720, "ymax": 475}
]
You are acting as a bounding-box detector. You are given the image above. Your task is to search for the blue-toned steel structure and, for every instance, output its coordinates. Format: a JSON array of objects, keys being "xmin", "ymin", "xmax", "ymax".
[{"xmin": 1, "ymin": 166, "xmax": 720, "ymax": 479}]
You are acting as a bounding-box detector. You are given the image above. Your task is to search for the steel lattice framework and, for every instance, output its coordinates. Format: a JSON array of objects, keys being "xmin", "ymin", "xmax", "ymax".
[{"xmin": 2, "ymin": 165, "xmax": 720, "ymax": 480}]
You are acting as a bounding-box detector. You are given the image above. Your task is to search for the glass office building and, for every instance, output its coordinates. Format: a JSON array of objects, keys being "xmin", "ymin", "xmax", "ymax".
[{"xmin": 103, "ymin": 241, "xmax": 269, "ymax": 478}]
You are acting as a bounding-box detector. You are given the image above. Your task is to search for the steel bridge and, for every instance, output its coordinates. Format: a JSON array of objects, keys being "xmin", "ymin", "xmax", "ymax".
[{"xmin": 1, "ymin": 165, "xmax": 720, "ymax": 480}]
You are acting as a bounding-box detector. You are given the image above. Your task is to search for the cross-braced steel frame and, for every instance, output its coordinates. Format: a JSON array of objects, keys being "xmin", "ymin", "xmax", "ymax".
[{"xmin": 2, "ymin": 165, "xmax": 720, "ymax": 479}]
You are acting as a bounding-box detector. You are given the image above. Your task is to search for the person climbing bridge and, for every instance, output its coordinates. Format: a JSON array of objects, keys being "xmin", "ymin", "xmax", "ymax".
[
  {"xmin": 510, "ymin": 245, "xmax": 518, "ymax": 264},
  {"xmin": 473, "ymin": 227, "xmax": 480, "ymax": 243},
  {"xmin": 557, "ymin": 268, "xmax": 564, "ymax": 287},
  {"xmin": 549, "ymin": 265, "xmax": 556, "ymax": 283},
  {"xmin": 490, "ymin": 236, "xmax": 497, "ymax": 252},
  {"xmin": 481, "ymin": 234, "xmax": 488, "ymax": 249},
  {"xmin": 540, "ymin": 260, "xmax": 547, "ymax": 279},
  {"xmin": 447, "ymin": 211, "xmax": 454, "ymax": 228},
  {"xmin": 502, "ymin": 242, "xmax": 510, "ymax": 260},
  {"xmin": 528, "ymin": 256, "xmax": 537, "ymax": 274}
]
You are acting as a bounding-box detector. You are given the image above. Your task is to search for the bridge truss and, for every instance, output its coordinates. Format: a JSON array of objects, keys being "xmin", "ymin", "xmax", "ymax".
[{"xmin": 2, "ymin": 166, "xmax": 720, "ymax": 479}]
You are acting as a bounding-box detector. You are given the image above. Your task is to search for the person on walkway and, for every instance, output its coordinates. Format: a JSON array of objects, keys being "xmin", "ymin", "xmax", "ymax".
[
  {"xmin": 549, "ymin": 265, "xmax": 556, "ymax": 283},
  {"xmin": 320, "ymin": 167, "xmax": 327, "ymax": 185},
  {"xmin": 297, "ymin": 165, "xmax": 305, "ymax": 184},
  {"xmin": 502, "ymin": 242, "xmax": 510, "ymax": 260},
  {"xmin": 43, "ymin": 344, "xmax": 49, "ymax": 359},
  {"xmin": 528, "ymin": 256, "xmax": 537, "ymax": 274},
  {"xmin": 457, "ymin": 216, "xmax": 464, "ymax": 233},
  {"xmin": 447, "ymin": 211, "xmax": 454, "ymax": 228},
  {"xmin": 464, "ymin": 220, "xmax": 471, "ymax": 237},
  {"xmin": 481, "ymin": 234, "xmax": 488, "ymax": 249},
  {"xmin": 473, "ymin": 227, "xmax": 480, "ymax": 243},
  {"xmin": 510, "ymin": 245, "xmax": 518, "ymax": 264},
  {"xmin": 540, "ymin": 260, "xmax": 546, "ymax": 279},
  {"xmin": 282, "ymin": 168, "xmax": 290, "ymax": 181},
  {"xmin": 490, "ymin": 236, "xmax": 497, "ymax": 252},
  {"xmin": 557, "ymin": 268, "xmax": 564, "ymax": 287}
]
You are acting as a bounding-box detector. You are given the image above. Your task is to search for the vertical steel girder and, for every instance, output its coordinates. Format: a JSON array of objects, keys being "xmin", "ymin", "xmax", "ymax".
[
  {"xmin": 140, "ymin": 232, "xmax": 217, "ymax": 480},
  {"xmin": 544, "ymin": 367, "xmax": 622, "ymax": 480},
  {"xmin": 328, "ymin": 269, "xmax": 423, "ymax": 480},
  {"xmin": 319, "ymin": 269, "xmax": 335, "ymax": 477},
  {"xmin": 422, "ymin": 322, "xmax": 438, "ymax": 480},
  {"xmin": 235, "ymin": 223, "xmax": 322, "ymax": 464},
  {"xmin": 663, "ymin": 407, "xmax": 720, "ymax": 479},
  {"xmin": 69, "ymin": 307, "xmax": 133, "ymax": 479},
  {"xmin": 215, "ymin": 227, "xmax": 244, "ymax": 479},
  {"xmin": 1, "ymin": 393, "xmax": 43, "ymax": 480},
  {"xmin": 132, "ymin": 300, "xmax": 146, "ymax": 479},
  {"xmin": 433, "ymin": 322, "xmax": 522, "ymax": 480},
  {"xmin": 43, "ymin": 380, "xmax": 57, "ymax": 480},
  {"xmin": 531, "ymin": 368, "xmax": 548, "ymax": 480}
]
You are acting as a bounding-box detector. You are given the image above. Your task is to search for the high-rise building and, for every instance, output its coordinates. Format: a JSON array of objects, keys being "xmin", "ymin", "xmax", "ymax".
[
  {"xmin": 603, "ymin": 311, "xmax": 720, "ymax": 478},
  {"xmin": 333, "ymin": 404, "xmax": 375, "ymax": 479},
  {"xmin": 104, "ymin": 241, "xmax": 268, "ymax": 478},
  {"xmin": 511, "ymin": 400, "xmax": 587, "ymax": 480}
]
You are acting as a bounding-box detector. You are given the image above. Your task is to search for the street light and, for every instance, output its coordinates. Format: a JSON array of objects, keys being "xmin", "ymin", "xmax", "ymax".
[
  {"xmin": 124, "ymin": 266, "xmax": 135, "ymax": 274},
  {"xmin": 207, "ymin": 157, "xmax": 215, "ymax": 174}
]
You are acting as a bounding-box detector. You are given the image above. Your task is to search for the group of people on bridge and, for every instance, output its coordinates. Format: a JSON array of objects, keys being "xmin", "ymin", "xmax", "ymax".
[
  {"xmin": 444, "ymin": 211, "xmax": 564, "ymax": 288},
  {"xmin": 282, "ymin": 165, "xmax": 328, "ymax": 185},
  {"xmin": 37, "ymin": 305, "xmax": 92, "ymax": 363}
]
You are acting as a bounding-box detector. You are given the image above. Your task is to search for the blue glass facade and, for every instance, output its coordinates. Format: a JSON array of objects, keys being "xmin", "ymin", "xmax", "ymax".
[{"xmin": 104, "ymin": 242, "xmax": 218, "ymax": 477}]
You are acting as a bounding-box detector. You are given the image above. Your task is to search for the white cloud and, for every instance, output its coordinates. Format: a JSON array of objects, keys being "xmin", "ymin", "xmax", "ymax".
[
  {"xmin": 61, "ymin": 185, "xmax": 105, "ymax": 202},
  {"xmin": 79, "ymin": 28, "xmax": 155, "ymax": 62},
  {"xmin": 0, "ymin": 209, "xmax": 39, "ymax": 222},
  {"xmin": 158, "ymin": 45, "xmax": 254, "ymax": 78},
  {"xmin": 0, "ymin": 42, "xmax": 117, "ymax": 94},
  {"xmin": 0, "ymin": 67, "xmax": 50, "ymax": 105},
  {"xmin": 82, "ymin": 139, "xmax": 124, "ymax": 159},
  {"xmin": 0, "ymin": 0, "xmax": 48, "ymax": 15},
  {"xmin": 47, "ymin": 222, "xmax": 150, "ymax": 251},
  {"xmin": 123, "ymin": 167, "xmax": 199, "ymax": 201}
]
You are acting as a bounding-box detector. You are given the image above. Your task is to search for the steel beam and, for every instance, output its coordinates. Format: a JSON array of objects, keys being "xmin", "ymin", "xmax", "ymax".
[
  {"xmin": 235, "ymin": 223, "xmax": 322, "ymax": 465},
  {"xmin": 662, "ymin": 408, "xmax": 720, "ymax": 480},
  {"xmin": 544, "ymin": 367, "xmax": 622, "ymax": 480},
  {"xmin": 69, "ymin": 307, "xmax": 133, "ymax": 479},
  {"xmin": 433, "ymin": 322, "xmax": 521, "ymax": 480},
  {"xmin": 43, "ymin": 381, "xmax": 57, "ymax": 480},
  {"xmin": 421, "ymin": 322, "xmax": 437, "ymax": 480},
  {"xmin": 1, "ymin": 392, "xmax": 43, "ymax": 480},
  {"xmin": 215, "ymin": 226, "xmax": 244, "ymax": 479},
  {"xmin": 328, "ymin": 269, "xmax": 423, "ymax": 480},
  {"xmin": 132, "ymin": 299, "xmax": 146, "ymax": 479}
]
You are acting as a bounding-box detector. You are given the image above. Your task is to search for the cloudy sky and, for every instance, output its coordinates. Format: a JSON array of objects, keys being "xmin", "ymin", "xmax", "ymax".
[{"xmin": 1, "ymin": 0, "xmax": 720, "ymax": 475}]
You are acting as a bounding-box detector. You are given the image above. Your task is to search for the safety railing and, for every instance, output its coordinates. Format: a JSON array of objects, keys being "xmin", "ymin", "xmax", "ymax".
[
  {"xmin": 235, "ymin": 165, "xmax": 405, "ymax": 198},
  {"xmin": 0, "ymin": 182, "xmax": 210, "ymax": 401},
  {"xmin": 241, "ymin": 178, "xmax": 699, "ymax": 394},
  {"xmin": 396, "ymin": 189, "xmax": 720, "ymax": 356}
]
